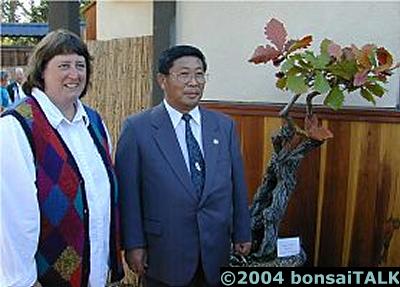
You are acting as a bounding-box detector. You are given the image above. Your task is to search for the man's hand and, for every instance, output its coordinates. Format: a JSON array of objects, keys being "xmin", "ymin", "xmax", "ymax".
[
  {"xmin": 125, "ymin": 248, "xmax": 148, "ymax": 276},
  {"xmin": 32, "ymin": 281, "xmax": 42, "ymax": 287},
  {"xmin": 234, "ymin": 242, "xmax": 252, "ymax": 256}
]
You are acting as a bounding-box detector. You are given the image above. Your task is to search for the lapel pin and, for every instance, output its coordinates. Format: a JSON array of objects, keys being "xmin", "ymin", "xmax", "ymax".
[
  {"xmin": 195, "ymin": 162, "xmax": 202, "ymax": 171},
  {"xmin": 213, "ymin": 139, "xmax": 219, "ymax": 145}
]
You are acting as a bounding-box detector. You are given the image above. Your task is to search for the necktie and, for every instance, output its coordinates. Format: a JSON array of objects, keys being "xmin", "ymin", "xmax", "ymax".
[
  {"xmin": 15, "ymin": 84, "xmax": 20, "ymax": 101},
  {"xmin": 182, "ymin": 114, "xmax": 205, "ymax": 196}
]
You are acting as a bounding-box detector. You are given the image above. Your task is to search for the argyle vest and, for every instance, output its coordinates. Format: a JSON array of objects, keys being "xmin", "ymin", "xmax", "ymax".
[{"xmin": 2, "ymin": 96, "xmax": 123, "ymax": 286}]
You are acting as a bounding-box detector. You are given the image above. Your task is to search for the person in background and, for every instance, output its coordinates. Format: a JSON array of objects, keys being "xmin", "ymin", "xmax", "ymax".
[
  {"xmin": 7, "ymin": 66, "xmax": 27, "ymax": 103},
  {"xmin": 0, "ymin": 29, "xmax": 123, "ymax": 287},
  {"xmin": 115, "ymin": 45, "xmax": 251, "ymax": 287},
  {"xmin": 0, "ymin": 70, "xmax": 11, "ymax": 112}
]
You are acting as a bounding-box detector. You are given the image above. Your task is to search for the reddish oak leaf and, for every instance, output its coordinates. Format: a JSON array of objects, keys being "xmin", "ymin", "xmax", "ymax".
[
  {"xmin": 328, "ymin": 42, "xmax": 342, "ymax": 59},
  {"xmin": 351, "ymin": 44, "xmax": 360, "ymax": 54},
  {"xmin": 249, "ymin": 45, "xmax": 281, "ymax": 64},
  {"xmin": 377, "ymin": 47, "xmax": 391, "ymax": 65},
  {"xmin": 264, "ymin": 18, "xmax": 287, "ymax": 51},
  {"xmin": 304, "ymin": 115, "xmax": 333, "ymax": 141},
  {"xmin": 352, "ymin": 44, "xmax": 372, "ymax": 70},
  {"xmin": 287, "ymin": 35, "xmax": 313, "ymax": 53},
  {"xmin": 374, "ymin": 47, "xmax": 394, "ymax": 73},
  {"xmin": 342, "ymin": 47, "xmax": 355, "ymax": 61},
  {"xmin": 361, "ymin": 44, "xmax": 376, "ymax": 53},
  {"xmin": 357, "ymin": 44, "xmax": 376, "ymax": 70},
  {"xmin": 353, "ymin": 70, "xmax": 369, "ymax": 86},
  {"xmin": 284, "ymin": 39, "xmax": 297, "ymax": 52}
]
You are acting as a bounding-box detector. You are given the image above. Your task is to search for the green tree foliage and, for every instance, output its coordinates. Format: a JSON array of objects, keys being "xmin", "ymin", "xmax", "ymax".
[
  {"xmin": 1, "ymin": 0, "xmax": 27, "ymax": 22},
  {"xmin": 1, "ymin": 0, "xmax": 92, "ymax": 46},
  {"xmin": 28, "ymin": 0, "xmax": 49, "ymax": 23}
]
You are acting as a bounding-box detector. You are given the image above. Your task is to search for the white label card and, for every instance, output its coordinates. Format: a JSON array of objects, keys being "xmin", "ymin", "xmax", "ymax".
[{"xmin": 277, "ymin": 237, "xmax": 300, "ymax": 257}]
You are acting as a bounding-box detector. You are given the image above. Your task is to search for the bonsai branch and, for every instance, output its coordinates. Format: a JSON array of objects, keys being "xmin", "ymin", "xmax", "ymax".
[
  {"xmin": 306, "ymin": 91, "xmax": 320, "ymax": 116},
  {"xmin": 279, "ymin": 93, "xmax": 301, "ymax": 119}
]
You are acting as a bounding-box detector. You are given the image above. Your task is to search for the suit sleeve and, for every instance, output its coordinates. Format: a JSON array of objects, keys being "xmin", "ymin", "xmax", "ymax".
[
  {"xmin": 229, "ymin": 119, "xmax": 252, "ymax": 243},
  {"xmin": 115, "ymin": 117, "xmax": 146, "ymax": 250}
]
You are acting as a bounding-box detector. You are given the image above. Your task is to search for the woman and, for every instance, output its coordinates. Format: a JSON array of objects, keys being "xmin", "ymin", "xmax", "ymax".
[{"xmin": 0, "ymin": 30, "xmax": 123, "ymax": 287}]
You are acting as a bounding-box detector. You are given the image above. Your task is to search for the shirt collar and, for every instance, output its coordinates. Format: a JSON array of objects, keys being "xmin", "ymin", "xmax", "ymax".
[
  {"xmin": 31, "ymin": 87, "xmax": 89, "ymax": 129},
  {"xmin": 163, "ymin": 99, "xmax": 201, "ymax": 129}
]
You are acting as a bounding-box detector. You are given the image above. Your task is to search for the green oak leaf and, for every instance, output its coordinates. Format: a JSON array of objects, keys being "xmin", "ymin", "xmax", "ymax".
[
  {"xmin": 286, "ymin": 66, "xmax": 303, "ymax": 76},
  {"xmin": 368, "ymin": 50, "xmax": 377, "ymax": 67},
  {"xmin": 361, "ymin": 88, "xmax": 376, "ymax": 104},
  {"xmin": 287, "ymin": 74, "xmax": 308, "ymax": 94},
  {"xmin": 366, "ymin": 83, "xmax": 385, "ymax": 97},
  {"xmin": 297, "ymin": 58, "xmax": 312, "ymax": 69},
  {"xmin": 314, "ymin": 54, "xmax": 331, "ymax": 69},
  {"xmin": 303, "ymin": 51, "xmax": 316, "ymax": 65},
  {"xmin": 276, "ymin": 77, "xmax": 287, "ymax": 90},
  {"xmin": 314, "ymin": 71, "xmax": 330, "ymax": 94},
  {"xmin": 281, "ymin": 59, "xmax": 294, "ymax": 72},
  {"xmin": 320, "ymin": 38, "xmax": 333, "ymax": 56},
  {"xmin": 324, "ymin": 86, "xmax": 345, "ymax": 110},
  {"xmin": 368, "ymin": 75, "xmax": 387, "ymax": 83},
  {"xmin": 327, "ymin": 60, "xmax": 358, "ymax": 81}
]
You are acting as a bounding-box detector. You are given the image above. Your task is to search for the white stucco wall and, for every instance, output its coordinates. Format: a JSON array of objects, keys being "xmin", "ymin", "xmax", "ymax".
[
  {"xmin": 97, "ymin": 0, "xmax": 153, "ymax": 40},
  {"xmin": 176, "ymin": 1, "xmax": 400, "ymax": 107}
]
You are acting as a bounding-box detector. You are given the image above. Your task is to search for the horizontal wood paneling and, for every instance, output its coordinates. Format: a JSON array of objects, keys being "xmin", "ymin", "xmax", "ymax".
[
  {"xmin": 201, "ymin": 101, "xmax": 400, "ymax": 267},
  {"xmin": 202, "ymin": 101, "xmax": 400, "ymax": 123},
  {"xmin": 0, "ymin": 46, "xmax": 32, "ymax": 68}
]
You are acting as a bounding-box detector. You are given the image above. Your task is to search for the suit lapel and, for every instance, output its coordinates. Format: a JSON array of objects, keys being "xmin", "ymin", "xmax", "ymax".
[
  {"xmin": 151, "ymin": 104, "xmax": 196, "ymax": 200},
  {"xmin": 200, "ymin": 108, "xmax": 220, "ymax": 203}
]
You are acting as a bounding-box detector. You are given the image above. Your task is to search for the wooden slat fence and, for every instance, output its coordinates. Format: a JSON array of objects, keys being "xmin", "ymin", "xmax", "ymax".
[{"xmin": 203, "ymin": 101, "xmax": 400, "ymax": 267}]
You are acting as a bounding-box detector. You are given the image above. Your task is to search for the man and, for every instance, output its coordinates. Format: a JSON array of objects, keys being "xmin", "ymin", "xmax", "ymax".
[
  {"xmin": 115, "ymin": 45, "xmax": 251, "ymax": 286},
  {"xmin": 7, "ymin": 67, "xmax": 26, "ymax": 103}
]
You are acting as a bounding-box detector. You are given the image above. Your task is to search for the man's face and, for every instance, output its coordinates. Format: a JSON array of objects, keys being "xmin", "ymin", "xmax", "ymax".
[
  {"xmin": 158, "ymin": 56, "xmax": 206, "ymax": 113},
  {"xmin": 15, "ymin": 69, "xmax": 24, "ymax": 84}
]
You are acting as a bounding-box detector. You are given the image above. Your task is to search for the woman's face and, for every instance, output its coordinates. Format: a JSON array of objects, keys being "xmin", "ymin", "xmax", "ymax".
[{"xmin": 43, "ymin": 53, "xmax": 87, "ymax": 106}]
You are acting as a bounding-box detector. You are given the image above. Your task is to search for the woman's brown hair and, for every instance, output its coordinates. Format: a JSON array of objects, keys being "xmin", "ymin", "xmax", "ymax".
[{"xmin": 23, "ymin": 29, "xmax": 92, "ymax": 98}]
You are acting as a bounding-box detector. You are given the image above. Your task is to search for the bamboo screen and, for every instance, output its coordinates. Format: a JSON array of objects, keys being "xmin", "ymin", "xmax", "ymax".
[
  {"xmin": 85, "ymin": 36, "xmax": 153, "ymax": 286},
  {"xmin": 85, "ymin": 36, "xmax": 153, "ymax": 152}
]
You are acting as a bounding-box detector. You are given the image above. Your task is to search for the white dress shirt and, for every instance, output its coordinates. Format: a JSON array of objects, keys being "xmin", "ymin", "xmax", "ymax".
[
  {"xmin": 163, "ymin": 99, "xmax": 203, "ymax": 173},
  {"xmin": 0, "ymin": 88, "xmax": 111, "ymax": 287},
  {"xmin": 11, "ymin": 82, "xmax": 26, "ymax": 102}
]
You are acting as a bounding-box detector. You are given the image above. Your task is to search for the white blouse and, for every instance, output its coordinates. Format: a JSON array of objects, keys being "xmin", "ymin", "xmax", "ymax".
[{"xmin": 0, "ymin": 88, "xmax": 111, "ymax": 287}]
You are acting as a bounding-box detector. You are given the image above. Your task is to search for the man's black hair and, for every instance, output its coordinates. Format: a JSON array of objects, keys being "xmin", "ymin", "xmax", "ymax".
[{"xmin": 158, "ymin": 45, "xmax": 207, "ymax": 74}]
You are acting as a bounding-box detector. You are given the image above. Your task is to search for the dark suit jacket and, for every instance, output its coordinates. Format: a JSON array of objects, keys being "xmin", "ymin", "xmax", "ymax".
[
  {"xmin": 6, "ymin": 82, "xmax": 17, "ymax": 103},
  {"xmin": 115, "ymin": 103, "xmax": 251, "ymax": 286}
]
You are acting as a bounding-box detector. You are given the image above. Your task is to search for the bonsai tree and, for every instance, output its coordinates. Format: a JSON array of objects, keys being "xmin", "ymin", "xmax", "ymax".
[
  {"xmin": 249, "ymin": 18, "xmax": 399, "ymax": 138},
  {"xmin": 230, "ymin": 18, "xmax": 399, "ymax": 266}
]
